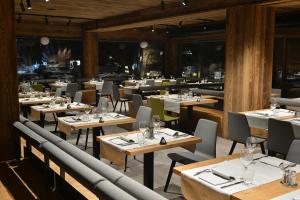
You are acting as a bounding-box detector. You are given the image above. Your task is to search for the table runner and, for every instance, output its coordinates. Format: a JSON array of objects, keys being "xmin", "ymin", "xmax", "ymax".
[
  {"xmin": 245, "ymin": 109, "xmax": 295, "ymax": 129},
  {"xmin": 181, "ymin": 154, "xmax": 300, "ymax": 200}
]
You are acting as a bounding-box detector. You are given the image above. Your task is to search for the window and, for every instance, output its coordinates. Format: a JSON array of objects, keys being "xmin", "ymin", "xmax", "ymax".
[
  {"xmin": 178, "ymin": 40, "xmax": 225, "ymax": 81},
  {"xmin": 17, "ymin": 37, "xmax": 82, "ymax": 81}
]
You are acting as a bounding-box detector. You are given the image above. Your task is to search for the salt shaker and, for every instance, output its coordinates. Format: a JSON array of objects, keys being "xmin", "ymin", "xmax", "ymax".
[
  {"xmin": 289, "ymin": 170, "xmax": 298, "ymax": 187},
  {"xmin": 281, "ymin": 169, "xmax": 290, "ymax": 186}
]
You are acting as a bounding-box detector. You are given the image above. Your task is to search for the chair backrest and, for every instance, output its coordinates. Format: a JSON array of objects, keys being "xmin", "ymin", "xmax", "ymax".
[
  {"xmin": 101, "ymin": 81, "xmax": 113, "ymax": 96},
  {"xmin": 133, "ymin": 106, "xmax": 152, "ymax": 130},
  {"xmin": 112, "ymin": 85, "xmax": 120, "ymax": 101},
  {"xmin": 286, "ymin": 140, "xmax": 300, "ymax": 164},
  {"xmin": 228, "ymin": 112, "xmax": 251, "ymax": 143},
  {"xmin": 73, "ymin": 91, "xmax": 82, "ymax": 103},
  {"xmin": 145, "ymin": 79, "xmax": 155, "ymax": 86},
  {"xmin": 96, "ymin": 97, "xmax": 109, "ymax": 112},
  {"xmin": 150, "ymin": 98, "xmax": 165, "ymax": 120},
  {"xmin": 161, "ymin": 80, "xmax": 170, "ymax": 86},
  {"xmin": 31, "ymin": 84, "xmax": 44, "ymax": 92},
  {"xmin": 55, "ymin": 88, "xmax": 62, "ymax": 97},
  {"xmin": 194, "ymin": 119, "xmax": 218, "ymax": 158},
  {"xmin": 132, "ymin": 94, "xmax": 143, "ymax": 116},
  {"xmin": 268, "ymin": 118, "xmax": 295, "ymax": 156},
  {"xmin": 66, "ymin": 83, "xmax": 78, "ymax": 98}
]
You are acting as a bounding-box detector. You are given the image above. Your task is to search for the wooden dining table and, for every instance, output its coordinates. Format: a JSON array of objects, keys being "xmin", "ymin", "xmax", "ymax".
[
  {"xmin": 97, "ymin": 129, "xmax": 201, "ymax": 190},
  {"xmin": 174, "ymin": 154, "xmax": 300, "ymax": 200},
  {"xmin": 19, "ymin": 97, "xmax": 67, "ymax": 118},
  {"xmin": 31, "ymin": 103, "xmax": 92, "ymax": 127},
  {"xmin": 57, "ymin": 113, "xmax": 136, "ymax": 159}
]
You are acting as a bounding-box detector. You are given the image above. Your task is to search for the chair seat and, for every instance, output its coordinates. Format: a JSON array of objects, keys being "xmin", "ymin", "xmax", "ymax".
[
  {"xmin": 251, "ymin": 137, "xmax": 265, "ymax": 144},
  {"xmin": 163, "ymin": 115, "xmax": 179, "ymax": 122},
  {"xmin": 167, "ymin": 152, "xmax": 213, "ymax": 165}
]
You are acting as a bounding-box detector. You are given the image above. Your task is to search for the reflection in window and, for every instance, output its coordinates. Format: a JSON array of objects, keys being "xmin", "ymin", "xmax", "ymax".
[
  {"xmin": 178, "ymin": 41, "xmax": 225, "ymax": 81},
  {"xmin": 99, "ymin": 41, "xmax": 164, "ymax": 78},
  {"xmin": 17, "ymin": 37, "xmax": 82, "ymax": 81}
]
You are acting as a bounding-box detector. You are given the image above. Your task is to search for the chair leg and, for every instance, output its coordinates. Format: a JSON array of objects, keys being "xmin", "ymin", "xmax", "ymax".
[
  {"xmin": 85, "ymin": 128, "xmax": 89, "ymax": 150},
  {"xmin": 229, "ymin": 141, "xmax": 237, "ymax": 155},
  {"xmin": 76, "ymin": 129, "xmax": 82, "ymax": 145},
  {"xmin": 53, "ymin": 113, "xmax": 58, "ymax": 133},
  {"xmin": 260, "ymin": 142, "xmax": 265, "ymax": 154},
  {"xmin": 109, "ymin": 95, "xmax": 114, "ymax": 106},
  {"xmin": 120, "ymin": 102, "xmax": 123, "ymax": 113},
  {"xmin": 113, "ymin": 101, "xmax": 118, "ymax": 112},
  {"xmin": 164, "ymin": 160, "xmax": 177, "ymax": 192},
  {"xmin": 124, "ymin": 101, "xmax": 127, "ymax": 113},
  {"xmin": 124, "ymin": 155, "xmax": 128, "ymax": 172}
]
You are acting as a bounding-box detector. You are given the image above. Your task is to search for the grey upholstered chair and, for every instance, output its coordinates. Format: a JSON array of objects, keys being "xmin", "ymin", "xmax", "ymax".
[
  {"xmin": 55, "ymin": 88, "xmax": 62, "ymax": 97},
  {"xmin": 122, "ymin": 106, "xmax": 152, "ymax": 172},
  {"xmin": 98, "ymin": 81, "xmax": 114, "ymax": 105},
  {"xmin": 65, "ymin": 83, "xmax": 79, "ymax": 98},
  {"xmin": 267, "ymin": 118, "xmax": 295, "ymax": 158},
  {"xmin": 286, "ymin": 140, "xmax": 300, "ymax": 164},
  {"xmin": 132, "ymin": 94, "xmax": 143, "ymax": 116},
  {"xmin": 164, "ymin": 119, "xmax": 218, "ymax": 192},
  {"xmin": 112, "ymin": 84, "xmax": 129, "ymax": 113},
  {"xmin": 228, "ymin": 112, "xmax": 266, "ymax": 155},
  {"xmin": 133, "ymin": 106, "xmax": 152, "ymax": 131},
  {"xmin": 145, "ymin": 79, "xmax": 155, "ymax": 86},
  {"xmin": 73, "ymin": 91, "xmax": 82, "ymax": 103}
]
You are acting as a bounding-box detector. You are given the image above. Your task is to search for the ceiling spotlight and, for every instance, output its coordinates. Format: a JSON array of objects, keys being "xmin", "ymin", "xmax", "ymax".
[
  {"xmin": 20, "ymin": 0, "xmax": 25, "ymax": 12},
  {"xmin": 17, "ymin": 14, "xmax": 22, "ymax": 23},
  {"xmin": 181, "ymin": 0, "xmax": 187, "ymax": 6},
  {"xmin": 165, "ymin": 30, "xmax": 169, "ymax": 34},
  {"xmin": 161, "ymin": 0, "xmax": 165, "ymax": 10},
  {"xmin": 203, "ymin": 26, "xmax": 207, "ymax": 30},
  {"xmin": 26, "ymin": 0, "xmax": 32, "ymax": 9},
  {"xmin": 151, "ymin": 26, "xmax": 155, "ymax": 32},
  {"xmin": 45, "ymin": 0, "xmax": 50, "ymax": 2},
  {"xmin": 67, "ymin": 19, "xmax": 71, "ymax": 26},
  {"xmin": 44, "ymin": 16, "xmax": 48, "ymax": 24}
]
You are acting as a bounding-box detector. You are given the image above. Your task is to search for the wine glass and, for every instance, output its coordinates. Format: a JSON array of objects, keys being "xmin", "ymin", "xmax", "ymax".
[
  {"xmin": 152, "ymin": 115, "xmax": 161, "ymax": 135},
  {"xmin": 139, "ymin": 121, "xmax": 147, "ymax": 134},
  {"xmin": 246, "ymin": 137, "xmax": 256, "ymax": 153},
  {"xmin": 101, "ymin": 101, "xmax": 109, "ymax": 114},
  {"xmin": 240, "ymin": 148, "xmax": 254, "ymax": 185}
]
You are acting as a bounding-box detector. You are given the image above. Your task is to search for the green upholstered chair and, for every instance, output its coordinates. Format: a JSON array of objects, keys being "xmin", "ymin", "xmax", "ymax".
[
  {"xmin": 31, "ymin": 84, "xmax": 44, "ymax": 92},
  {"xmin": 150, "ymin": 97, "xmax": 179, "ymax": 127}
]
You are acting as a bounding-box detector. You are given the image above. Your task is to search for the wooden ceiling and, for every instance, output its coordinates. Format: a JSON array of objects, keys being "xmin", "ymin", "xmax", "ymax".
[{"xmin": 15, "ymin": 0, "xmax": 300, "ymax": 31}]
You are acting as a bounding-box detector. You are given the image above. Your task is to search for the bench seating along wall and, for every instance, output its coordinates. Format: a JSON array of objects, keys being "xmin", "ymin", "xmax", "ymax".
[
  {"xmin": 271, "ymin": 97, "xmax": 300, "ymax": 108},
  {"xmin": 16, "ymin": 116, "xmax": 167, "ymax": 200}
]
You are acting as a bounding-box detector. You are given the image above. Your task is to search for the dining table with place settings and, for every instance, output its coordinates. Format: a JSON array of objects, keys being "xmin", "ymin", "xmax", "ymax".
[
  {"xmin": 48, "ymin": 81, "xmax": 68, "ymax": 91},
  {"xmin": 57, "ymin": 112, "xmax": 136, "ymax": 159},
  {"xmin": 31, "ymin": 102, "xmax": 93, "ymax": 127},
  {"xmin": 146, "ymin": 94, "xmax": 218, "ymax": 134},
  {"xmin": 97, "ymin": 128, "xmax": 201, "ymax": 190},
  {"xmin": 19, "ymin": 96, "xmax": 67, "ymax": 118},
  {"xmin": 83, "ymin": 80, "xmax": 104, "ymax": 91},
  {"xmin": 174, "ymin": 154, "xmax": 300, "ymax": 200},
  {"xmin": 242, "ymin": 109, "xmax": 296, "ymax": 129}
]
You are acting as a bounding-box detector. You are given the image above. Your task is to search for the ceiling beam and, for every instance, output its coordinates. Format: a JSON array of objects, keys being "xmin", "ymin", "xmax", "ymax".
[{"xmin": 84, "ymin": 0, "xmax": 286, "ymax": 33}]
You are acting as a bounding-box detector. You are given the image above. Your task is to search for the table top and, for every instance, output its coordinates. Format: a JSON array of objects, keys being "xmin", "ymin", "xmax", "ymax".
[
  {"xmin": 241, "ymin": 109, "xmax": 295, "ymax": 120},
  {"xmin": 49, "ymin": 82, "xmax": 68, "ymax": 88},
  {"xmin": 146, "ymin": 94, "xmax": 218, "ymax": 107},
  {"xmin": 97, "ymin": 129, "xmax": 201, "ymax": 156},
  {"xmin": 19, "ymin": 97, "xmax": 66, "ymax": 105},
  {"xmin": 19, "ymin": 92, "xmax": 49, "ymax": 98},
  {"xmin": 58, "ymin": 113, "xmax": 136, "ymax": 134},
  {"xmin": 31, "ymin": 103, "xmax": 92, "ymax": 114},
  {"xmin": 174, "ymin": 154, "xmax": 300, "ymax": 200}
]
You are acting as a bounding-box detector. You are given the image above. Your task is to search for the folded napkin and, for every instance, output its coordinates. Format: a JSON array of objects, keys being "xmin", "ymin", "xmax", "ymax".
[
  {"xmin": 108, "ymin": 137, "xmax": 135, "ymax": 146},
  {"xmin": 161, "ymin": 128, "xmax": 186, "ymax": 137},
  {"xmin": 198, "ymin": 172, "xmax": 231, "ymax": 186},
  {"xmin": 63, "ymin": 117, "xmax": 81, "ymax": 123},
  {"xmin": 259, "ymin": 157, "xmax": 288, "ymax": 168}
]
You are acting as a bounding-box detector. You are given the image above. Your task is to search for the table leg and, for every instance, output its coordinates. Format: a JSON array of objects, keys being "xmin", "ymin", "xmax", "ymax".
[
  {"xmin": 186, "ymin": 105, "xmax": 194, "ymax": 135},
  {"xmin": 93, "ymin": 127, "xmax": 101, "ymax": 159},
  {"xmin": 144, "ymin": 152, "xmax": 154, "ymax": 190},
  {"xmin": 40, "ymin": 112, "xmax": 45, "ymax": 128},
  {"xmin": 21, "ymin": 105, "xmax": 29, "ymax": 118}
]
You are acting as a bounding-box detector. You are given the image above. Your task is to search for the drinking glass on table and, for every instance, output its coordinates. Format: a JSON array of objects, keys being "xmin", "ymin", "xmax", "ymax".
[
  {"xmin": 139, "ymin": 121, "xmax": 148, "ymax": 133},
  {"xmin": 152, "ymin": 115, "xmax": 161, "ymax": 135},
  {"xmin": 246, "ymin": 137, "xmax": 256, "ymax": 153},
  {"xmin": 137, "ymin": 131, "xmax": 146, "ymax": 146},
  {"xmin": 240, "ymin": 148, "xmax": 254, "ymax": 185}
]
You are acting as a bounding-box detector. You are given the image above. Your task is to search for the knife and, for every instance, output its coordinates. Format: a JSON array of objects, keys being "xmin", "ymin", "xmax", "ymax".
[{"xmin": 220, "ymin": 181, "xmax": 244, "ymax": 189}]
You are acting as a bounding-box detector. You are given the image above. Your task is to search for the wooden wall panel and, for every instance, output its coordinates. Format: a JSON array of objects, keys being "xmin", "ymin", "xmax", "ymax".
[
  {"xmin": 165, "ymin": 39, "xmax": 178, "ymax": 77},
  {"xmin": 223, "ymin": 5, "xmax": 275, "ymax": 137},
  {"xmin": 0, "ymin": 0, "xmax": 19, "ymax": 161},
  {"xmin": 83, "ymin": 32, "xmax": 99, "ymax": 78}
]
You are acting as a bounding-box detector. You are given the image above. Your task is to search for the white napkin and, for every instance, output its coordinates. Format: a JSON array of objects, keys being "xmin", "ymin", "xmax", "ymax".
[
  {"xmin": 161, "ymin": 128, "xmax": 186, "ymax": 136},
  {"xmin": 259, "ymin": 157, "xmax": 288, "ymax": 168}
]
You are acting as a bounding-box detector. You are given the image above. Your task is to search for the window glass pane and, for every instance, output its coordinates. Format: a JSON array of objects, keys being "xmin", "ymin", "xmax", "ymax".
[{"xmin": 17, "ymin": 37, "xmax": 82, "ymax": 81}]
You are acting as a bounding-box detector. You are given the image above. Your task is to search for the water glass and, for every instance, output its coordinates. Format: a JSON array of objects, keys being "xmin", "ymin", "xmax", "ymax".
[
  {"xmin": 50, "ymin": 99, "xmax": 56, "ymax": 108},
  {"xmin": 243, "ymin": 162, "xmax": 255, "ymax": 185},
  {"xmin": 240, "ymin": 148, "xmax": 253, "ymax": 169},
  {"xmin": 152, "ymin": 115, "xmax": 161, "ymax": 135},
  {"xmin": 137, "ymin": 132, "xmax": 146, "ymax": 146},
  {"xmin": 139, "ymin": 121, "xmax": 148, "ymax": 133}
]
